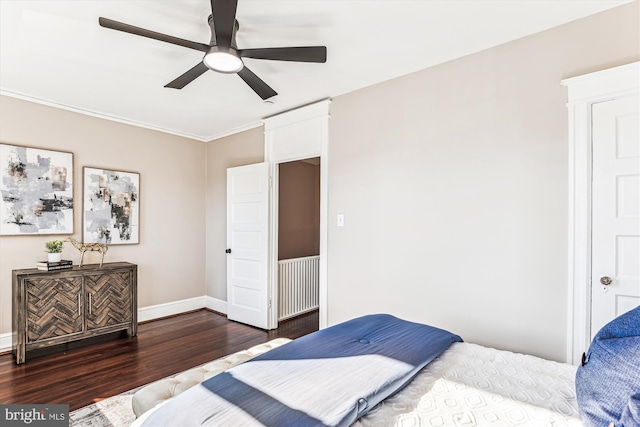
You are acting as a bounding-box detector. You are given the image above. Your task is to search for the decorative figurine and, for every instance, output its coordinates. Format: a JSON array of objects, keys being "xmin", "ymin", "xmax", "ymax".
[{"xmin": 66, "ymin": 237, "xmax": 108, "ymax": 267}]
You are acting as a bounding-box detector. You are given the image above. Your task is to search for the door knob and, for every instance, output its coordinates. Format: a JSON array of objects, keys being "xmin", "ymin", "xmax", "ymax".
[
  {"xmin": 600, "ymin": 276, "xmax": 612, "ymax": 286},
  {"xmin": 225, "ymin": 248, "xmax": 232, "ymax": 254}
]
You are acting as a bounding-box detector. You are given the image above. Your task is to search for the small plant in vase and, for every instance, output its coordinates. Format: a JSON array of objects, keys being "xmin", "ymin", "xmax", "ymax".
[{"xmin": 45, "ymin": 240, "xmax": 64, "ymax": 263}]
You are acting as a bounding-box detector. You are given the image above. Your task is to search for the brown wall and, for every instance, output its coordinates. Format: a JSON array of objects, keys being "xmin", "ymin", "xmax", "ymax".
[{"xmin": 278, "ymin": 160, "xmax": 320, "ymax": 260}]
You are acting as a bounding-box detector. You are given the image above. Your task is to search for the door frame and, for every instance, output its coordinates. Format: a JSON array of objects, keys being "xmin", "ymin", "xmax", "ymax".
[
  {"xmin": 562, "ymin": 61, "xmax": 639, "ymax": 364},
  {"xmin": 263, "ymin": 100, "xmax": 330, "ymax": 330}
]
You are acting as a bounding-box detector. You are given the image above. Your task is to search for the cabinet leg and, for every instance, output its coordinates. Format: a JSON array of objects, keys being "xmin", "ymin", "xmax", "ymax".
[{"xmin": 15, "ymin": 346, "xmax": 25, "ymax": 365}]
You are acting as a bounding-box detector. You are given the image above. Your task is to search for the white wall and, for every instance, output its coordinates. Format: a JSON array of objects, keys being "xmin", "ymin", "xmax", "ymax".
[
  {"xmin": 0, "ymin": 96, "xmax": 207, "ymax": 340},
  {"xmin": 327, "ymin": 1, "xmax": 639, "ymax": 362}
]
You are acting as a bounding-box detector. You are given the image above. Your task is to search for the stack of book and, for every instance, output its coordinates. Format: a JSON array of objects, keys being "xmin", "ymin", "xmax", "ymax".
[{"xmin": 37, "ymin": 260, "xmax": 73, "ymax": 271}]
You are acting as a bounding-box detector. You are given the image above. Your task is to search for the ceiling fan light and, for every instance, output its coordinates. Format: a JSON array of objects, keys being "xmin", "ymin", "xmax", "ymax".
[{"xmin": 204, "ymin": 50, "xmax": 243, "ymax": 73}]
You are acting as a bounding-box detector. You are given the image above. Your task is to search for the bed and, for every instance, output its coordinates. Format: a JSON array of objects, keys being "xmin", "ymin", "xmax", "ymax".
[
  {"xmin": 352, "ymin": 341, "xmax": 582, "ymax": 427},
  {"xmin": 131, "ymin": 313, "xmax": 589, "ymax": 427}
]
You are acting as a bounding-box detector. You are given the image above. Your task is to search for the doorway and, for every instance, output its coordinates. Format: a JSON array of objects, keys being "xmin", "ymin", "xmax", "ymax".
[
  {"xmin": 264, "ymin": 99, "xmax": 330, "ymax": 331},
  {"xmin": 227, "ymin": 100, "xmax": 329, "ymax": 330},
  {"xmin": 277, "ymin": 158, "xmax": 321, "ymax": 322}
]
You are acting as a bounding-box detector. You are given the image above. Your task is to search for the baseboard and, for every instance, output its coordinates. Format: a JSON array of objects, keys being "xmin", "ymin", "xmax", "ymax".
[
  {"xmin": 138, "ymin": 296, "xmax": 227, "ymax": 322},
  {"xmin": 205, "ymin": 296, "xmax": 227, "ymax": 315},
  {"xmin": 0, "ymin": 296, "xmax": 229, "ymax": 354},
  {"xmin": 0, "ymin": 332, "xmax": 12, "ymax": 355},
  {"xmin": 137, "ymin": 296, "xmax": 207, "ymax": 323}
]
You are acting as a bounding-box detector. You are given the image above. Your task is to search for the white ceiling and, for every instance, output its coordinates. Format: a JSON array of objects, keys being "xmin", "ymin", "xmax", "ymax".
[{"xmin": 0, "ymin": 1, "xmax": 628, "ymax": 142}]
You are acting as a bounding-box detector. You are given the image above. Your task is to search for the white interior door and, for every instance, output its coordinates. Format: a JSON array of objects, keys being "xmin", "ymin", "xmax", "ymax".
[
  {"xmin": 591, "ymin": 93, "xmax": 640, "ymax": 337},
  {"xmin": 227, "ymin": 162, "xmax": 270, "ymax": 329}
]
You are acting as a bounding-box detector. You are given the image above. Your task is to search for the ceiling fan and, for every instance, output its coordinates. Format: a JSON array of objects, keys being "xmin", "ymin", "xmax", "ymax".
[{"xmin": 99, "ymin": 0, "xmax": 327, "ymax": 100}]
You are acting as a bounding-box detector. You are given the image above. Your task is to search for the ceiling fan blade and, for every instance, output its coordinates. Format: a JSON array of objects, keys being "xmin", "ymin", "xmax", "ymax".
[
  {"xmin": 165, "ymin": 62, "xmax": 210, "ymax": 89},
  {"xmin": 237, "ymin": 66, "xmax": 277, "ymax": 100},
  {"xmin": 99, "ymin": 17, "xmax": 210, "ymax": 52},
  {"xmin": 210, "ymin": 0, "xmax": 237, "ymax": 49},
  {"xmin": 239, "ymin": 46, "xmax": 327, "ymax": 63}
]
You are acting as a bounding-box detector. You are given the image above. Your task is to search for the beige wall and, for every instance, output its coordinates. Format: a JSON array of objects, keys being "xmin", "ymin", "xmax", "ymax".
[
  {"xmin": 205, "ymin": 127, "xmax": 264, "ymax": 301},
  {"xmin": 278, "ymin": 160, "xmax": 320, "ymax": 260},
  {"xmin": 0, "ymin": 96, "xmax": 207, "ymax": 336},
  {"xmin": 327, "ymin": 2, "xmax": 639, "ymax": 362}
]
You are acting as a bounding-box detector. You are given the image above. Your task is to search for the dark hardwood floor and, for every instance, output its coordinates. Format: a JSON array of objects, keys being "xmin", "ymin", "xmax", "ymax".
[{"xmin": 0, "ymin": 309, "xmax": 318, "ymax": 411}]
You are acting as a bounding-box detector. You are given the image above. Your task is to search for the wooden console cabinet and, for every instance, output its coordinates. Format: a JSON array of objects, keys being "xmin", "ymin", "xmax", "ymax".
[{"xmin": 12, "ymin": 262, "xmax": 137, "ymax": 364}]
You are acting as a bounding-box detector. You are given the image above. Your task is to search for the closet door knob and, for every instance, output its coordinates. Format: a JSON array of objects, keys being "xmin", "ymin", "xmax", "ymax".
[
  {"xmin": 225, "ymin": 248, "xmax": 232, "ymax": 254},
  {"xmin": 600, "ymin": 276, "xmax": 612, "ymax": 286}
]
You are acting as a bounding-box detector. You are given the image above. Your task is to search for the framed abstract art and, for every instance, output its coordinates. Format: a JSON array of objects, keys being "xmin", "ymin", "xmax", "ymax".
[
  {"xmin": 0, "ymin": 144, "xmax": 74, "ymax": 235},
  {"xmin": 83, "ymin": 167, "xmax": 139, "ymax": 245}
]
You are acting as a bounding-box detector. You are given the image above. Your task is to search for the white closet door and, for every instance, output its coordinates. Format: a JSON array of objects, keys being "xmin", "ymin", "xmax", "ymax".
[{"xmin": 591, "ymin": 93, "xmax": 640, "ymax": 337}]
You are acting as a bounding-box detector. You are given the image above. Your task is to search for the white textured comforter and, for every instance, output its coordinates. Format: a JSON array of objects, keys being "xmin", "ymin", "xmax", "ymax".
[
  {"xmin": 354, "ymin": 342, "xmax": 583, "ymax": 427},
  {"xmin": 133, "ymin": 341, "xmax": 583, "ymax": 427}
]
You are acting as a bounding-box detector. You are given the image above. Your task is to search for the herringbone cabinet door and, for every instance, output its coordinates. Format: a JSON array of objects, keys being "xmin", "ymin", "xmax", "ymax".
[
  {"xmin": 26, "ymin": 277, "xmax": 83, "ymax": 342},
  {"xmin": 85, "ymin": 271, "xmax": 132, "ymax": 330}
]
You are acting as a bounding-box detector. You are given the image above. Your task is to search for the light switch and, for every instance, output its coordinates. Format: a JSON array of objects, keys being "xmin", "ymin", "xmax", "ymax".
[{"xmin": 337, "ymin": 214, "xmax": 345, "ymax": 227}]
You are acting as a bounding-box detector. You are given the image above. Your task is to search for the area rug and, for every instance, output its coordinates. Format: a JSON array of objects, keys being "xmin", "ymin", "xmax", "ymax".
[
  {"xmin": 68, "ymin": 339, "xmax": 291, "ymax": 426},
  {"xmin": 69, "ymin": 389, "xmax": 138, "ymax": 427}
]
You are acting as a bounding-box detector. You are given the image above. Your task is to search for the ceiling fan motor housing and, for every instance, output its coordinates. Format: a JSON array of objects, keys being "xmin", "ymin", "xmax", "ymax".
[
  {"xmin": 207, "ymin": 14, "xmax": 240, "ymax": 49},
  {"xmin": 203, "ymin": 15, "xmax": 243, "ymax": 73}
]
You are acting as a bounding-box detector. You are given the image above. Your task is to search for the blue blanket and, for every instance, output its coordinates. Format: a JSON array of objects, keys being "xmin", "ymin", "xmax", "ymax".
[{"xmin": 141, "ymin": 314, "xmax": 462, "ymax": 426}]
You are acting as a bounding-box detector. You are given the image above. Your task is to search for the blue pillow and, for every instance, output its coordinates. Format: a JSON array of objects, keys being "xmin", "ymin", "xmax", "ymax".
[{"xmin": 575, "ymin": 306, "xmax": 640, "ymax": 427}]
